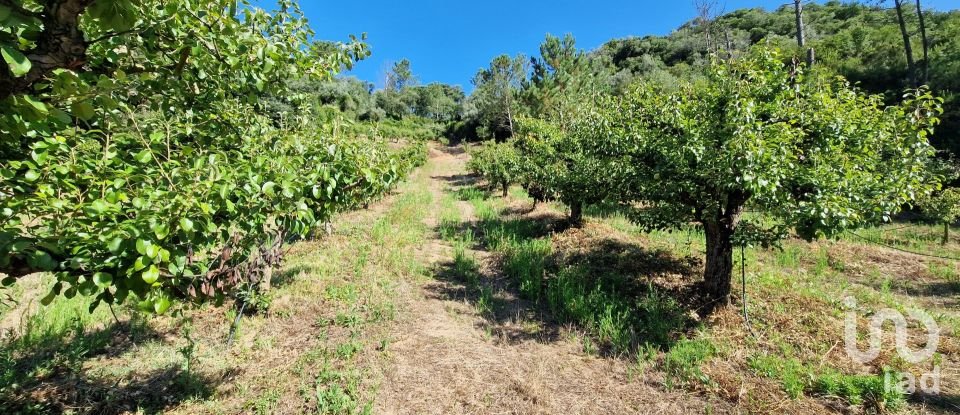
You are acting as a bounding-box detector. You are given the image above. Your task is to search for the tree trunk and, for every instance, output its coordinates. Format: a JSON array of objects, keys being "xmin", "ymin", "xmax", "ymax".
[
  {"xmin": 703, "ymin": 220, "xmax": 736, "ymax": 307},
  {"xmin": 943, "ymin": 222, "xmax": 950, "ymax": 246},
  {"xmin": 701, "ymin": 192, "xmax": 747, "ymax": 308},
  {"xmin": 501, "ymin": 181, "xmax": 509, "ymax": 198},
  {"xmin": 794, "ymin": 0, "xmax": 806, "ymax": 48},
  {"xmin": 794, "ymin": 0, "xmax": 815, "ymax": 66},
  {"xmin": 915, "ymin": 0, "xmax": 929, "ymax": 85},
  {"xmin": 569, "ymin": 201, "xmax": 583, "ymax": 227},
  {"xmin": 894, "ymin": 0, "xmax": 917, "ymax": 86},
  {"xmin": 261, "ymin": 265, "xmax": 272, "ymax": 291}
]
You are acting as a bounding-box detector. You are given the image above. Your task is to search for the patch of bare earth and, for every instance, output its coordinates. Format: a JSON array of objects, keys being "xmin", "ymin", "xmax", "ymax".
[{"xmin": 375, "ymin": 145, "xmax": 724, "ymax": 414}]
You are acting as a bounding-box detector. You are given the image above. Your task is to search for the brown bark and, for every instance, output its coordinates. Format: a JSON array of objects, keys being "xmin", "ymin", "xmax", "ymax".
[
  {"xmin": 0, "ymin": 0, "xmax": 95, "ymax": 100},
  {"xmin": 501, "ymin": 181, "xmax": 509, "ymax": 198},
  {"xmin": 703, "ymin": 220, "xmax": 735, "ymax": 306},
  {"xmin": 569, "ymin": 201, "xmax": 583, "ymax": 227},
  {"xmin": 700, "ymin": 191, "xmax": 748, "ymax": 307}
]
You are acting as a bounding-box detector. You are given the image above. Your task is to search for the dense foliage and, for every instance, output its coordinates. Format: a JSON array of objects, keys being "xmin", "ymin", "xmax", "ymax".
[
  {"xmin": 575, "ymin": 48, "xmax": 943, "ymax": 304},
  {"xmin": 466, "ymin": 140, "xmax": 521, "ymax": 198},
  {"xmin": 0, "ymin": 0, "xmax": 426, "ymax": 313}
]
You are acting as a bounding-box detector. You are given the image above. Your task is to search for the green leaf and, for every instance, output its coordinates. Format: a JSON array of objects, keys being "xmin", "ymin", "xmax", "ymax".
[
  {"xmin": 135, "ymin": 149, "xmax": 153, "ymax": 163},
  {"xmin": 136, "ymin": 239, "xmax": 150, "ymax": 255},
  {"xmin": 93, "ymin": 272, "xmax": 113, "ymax": 288},
  {"xmin": 23, "ymin": 96, "xmax": 47, "ymax": 113},
  {"xmin": 114, "ymin": 287, "xmax": 129, "ymax": 304},
  {"xmin": 72, "ymin": 101, "xmax": 95, "ymax": 121},
  {"xmin": 142, "ymin": 265, "xmax": 160, "ymax": 284},
  {"xmin": 88, "ymin": 199, "xmax": 110, "ymax": 215},
  {"xmin": 40, "ymin": 290, "xmax": 57, "ymax": 306},
  {"xmin": 30, "ymin": 250, "xmax": 57, "ymax": 271},
  {"xmin": 179, "ymin": 217, "xmax": 194, "ymax": 232},
  {"xmin": 154, "ymin": 295, "xmax": 172, "ymax": 314},
  {"xmin": 145, "ymin": 244, "xmax": 160, "ymax": 259},
  {"xmin": 152, "ymin": 223, "xmax": 169, "ymax": 240},
  {"xmin": 133, "ymin": 255, "xmax": 150, "ymax": 271},
  {"xmin": 23, "ymin": 169, "xmax": 39, "ymax": 182},
  {"xmin": 262, "ymin": 181, "xmax": 276, "ymax": 196},
  {"xmin": 1, "ymin": 45, "xmax": 31, "ymax": 77}
]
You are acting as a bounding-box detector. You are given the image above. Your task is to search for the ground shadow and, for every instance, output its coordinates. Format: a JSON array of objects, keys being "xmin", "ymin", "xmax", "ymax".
[
  {"xmin": 436, "ymin": 145, "xmax": 466, "ymax": 156},
  {"xmin": 0, "ymin": 317, "xmax": 231, "ymax": 414},
  {"xmin": 427, "ymin": 210, "xmax": 708, "ymax": 358},
  {"xmin": 432, "ymin": 173, "xmax": 480, "ymax": 189},
  {"xmin": 909, "ymin": 391, "xmax": 960, "ymax": 414}
]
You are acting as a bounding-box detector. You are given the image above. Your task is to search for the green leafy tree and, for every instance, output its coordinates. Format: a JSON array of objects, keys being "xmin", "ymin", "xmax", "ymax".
[
  {"xmin": 582, "ymin": 48, "xmax": 943, "ymax": 306},
  {"xmin": 386, "ymin": 58, "xmax": 414, "ymax": 92},
  {"xmin": 523, "ymin": 34, "xmax": 592, "ymax": 125},
  {"xmin": 411, "ymin": 83, "xmax": 464, "ymax": 121},
  {"xmin": 470, "ymin": 54, "xmax": 527, "ymax": 140},
  {"xmin": 0, "ymin": 0, "xmax": 428, "ymax": 313},
  {"xmin": 922, "ymin": 188, "xmax": 960, "ymax": 245},
  {"xmin": 466, "ymin": 140, "xmax": 521, "ymax": 198},
  {"xmin": 514, "ymin": 118, "xmax": 613, "ymax": 225}
]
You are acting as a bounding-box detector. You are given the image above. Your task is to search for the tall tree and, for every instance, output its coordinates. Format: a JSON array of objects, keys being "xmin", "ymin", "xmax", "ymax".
[
  {"xmin": 471, "ymin": 54, "xmax": 527, "ymax": 139},
  {"xmin": 386, "ymin": 58, "xmax": 414, "ymax": 91},
  {"xmin": 794, "ymin": 0, "xmax": 815, "ymax": 65},
  {"xmin": 524, "ymin": 34, "xmax": 596, "ymax": 127}
]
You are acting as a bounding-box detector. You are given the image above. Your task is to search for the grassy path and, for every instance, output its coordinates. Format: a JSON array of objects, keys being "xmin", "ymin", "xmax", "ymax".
[{"xmin": 373, "ymin": 145, "xmax": 717, "ymax": 414}]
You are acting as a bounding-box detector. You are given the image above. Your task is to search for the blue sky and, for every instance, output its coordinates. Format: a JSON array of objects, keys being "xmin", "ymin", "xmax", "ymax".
[{"xmin": 259, "ymin": 1, "xmax": 957, "ymax": 91}]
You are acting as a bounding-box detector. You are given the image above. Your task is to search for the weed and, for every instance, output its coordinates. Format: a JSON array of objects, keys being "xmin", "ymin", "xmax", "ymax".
[
  {"xmin": 635, "ymin": 287, "xmax": 690, "ymax": 349},
  {"xmin": 812, "ymin": 369, "xmax": 904, "ymax": 410},
  {"xmin": 315, "ymin": 363, "xmax": 369, "ymax": 414},
  {"xmin": 179, "ymin": 322, "xmax": 197, "ymax": 376},
  {"xmin": 476, "ymin": 285, "xmax": 494, "ymax": 316},
  {"xmin": 661, "ymin": 337, "xmax": 716, "ymax": 388},
  {"xmin": 501, "ymin": 238, "xmax": 551, "ymax": 300},
  {"xmin": 333, "ymin": 311, "xmax": 363, "ymax": 329},
  {"xmin": 748, "ymin": 354, "xmax": 809, "ymax": 399},
  {"xmin": 248, "ymin": 389, "xmax": 281, "ymax": 415},
  {"xmin": 336, "ymin": 341, "xmax": 364, "ymax": 360},
  {"xmin": 325, "ymin": 284, "xmax": 360, "ymax": 303}
]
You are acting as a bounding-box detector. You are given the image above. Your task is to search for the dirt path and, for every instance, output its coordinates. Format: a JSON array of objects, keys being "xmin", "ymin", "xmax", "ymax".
[{"xmin": 375, "ymin": 145, "xmax": 717, "ymax": 415}]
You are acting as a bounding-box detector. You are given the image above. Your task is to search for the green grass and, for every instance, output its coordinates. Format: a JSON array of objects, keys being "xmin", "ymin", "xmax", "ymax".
[
  {"xmin": 467, "ymin": 193, "xmax": 695, "ymax": 356},
  {"xmin": 661, "ymin": 337, "xmax": 717, "ymax": 388},
  {"xmin": 748, "ymin": 353, "xmax": 906, "ymax": 409}
]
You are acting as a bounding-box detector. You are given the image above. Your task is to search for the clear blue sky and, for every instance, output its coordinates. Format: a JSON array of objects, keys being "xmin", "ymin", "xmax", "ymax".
[{"xmin": 257, "ymin": 0, "xmax": 957, "ymax": 91}]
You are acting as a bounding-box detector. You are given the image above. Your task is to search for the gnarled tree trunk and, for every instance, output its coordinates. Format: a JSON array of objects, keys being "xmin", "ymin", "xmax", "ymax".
[
  {"xmin": 701, "ymin": 192, "xmax": 747, "ymax": 308},
  {"xmin": 703, "ymin": 219, "xmax": 735, "ymax": 306}
]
